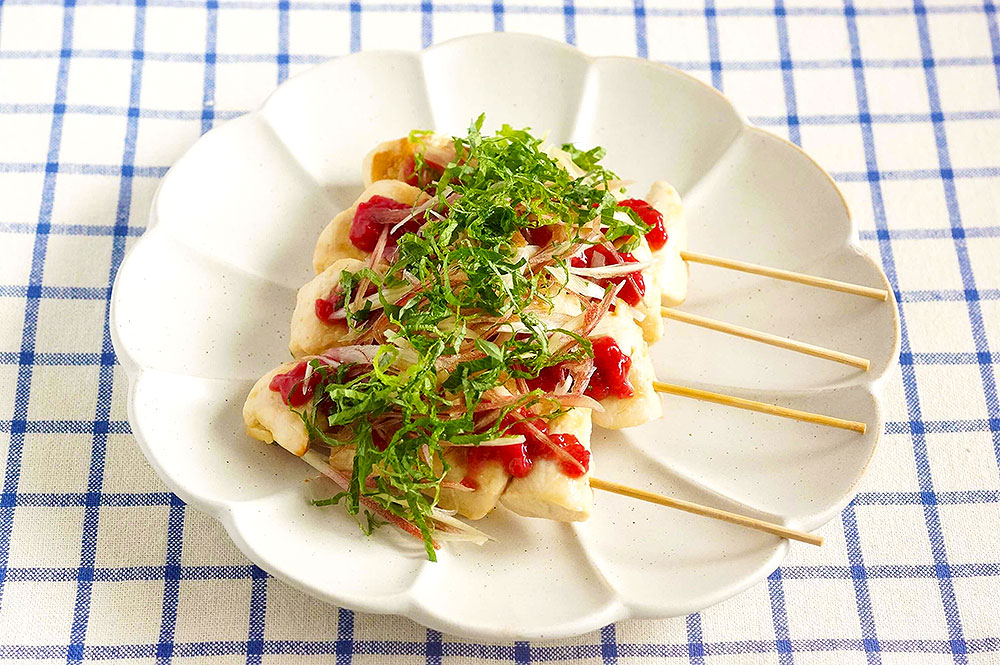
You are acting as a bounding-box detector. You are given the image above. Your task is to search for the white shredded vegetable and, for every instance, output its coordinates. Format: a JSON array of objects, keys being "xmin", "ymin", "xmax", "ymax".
[
  {"xmin": 544, "ymin": 265, "xmax": 607, "ymax": 300},
  {"xmin": 446, "ymin": 435, "xmax": 526, "ymax": 448},
  {"xmin": 567, "ymin": 259, "xmax": 656, "ymax": 278},
  {"xmin": 431, "ymin": 510, "xmax": 492, "ymax": 545}
]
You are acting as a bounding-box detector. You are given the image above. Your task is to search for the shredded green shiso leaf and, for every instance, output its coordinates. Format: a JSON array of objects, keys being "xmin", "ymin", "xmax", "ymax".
[{"xmin": 299, "ymin": 115, "xmax": 649, "ymax": 559}]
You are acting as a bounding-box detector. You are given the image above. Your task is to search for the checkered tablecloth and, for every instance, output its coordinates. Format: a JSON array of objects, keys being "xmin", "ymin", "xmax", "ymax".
[{"xmin": 1, "ymin": 0, "xmax": 999, "ymax": 662}]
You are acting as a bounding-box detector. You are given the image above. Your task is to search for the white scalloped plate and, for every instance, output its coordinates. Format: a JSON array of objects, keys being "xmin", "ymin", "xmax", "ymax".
[{"xmin": 110, "ymin": 34, "xmax": 900, "ymax": 639}]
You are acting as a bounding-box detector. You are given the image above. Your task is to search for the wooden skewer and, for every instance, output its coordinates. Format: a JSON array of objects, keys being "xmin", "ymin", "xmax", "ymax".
[
  {"xmin": 652, "ymin": 381, "xmax": 867, "ymax": 433},
  {"xmin": 661, "ymin": 307, "xmax": 870, "ymax": 371},
  {"xmin": 680, "ymin": 250, "xmax": 889, "ymax": 301},
  {"xmin": 590, "ymin": 477, "xmax": 823, "ymax": 546}
]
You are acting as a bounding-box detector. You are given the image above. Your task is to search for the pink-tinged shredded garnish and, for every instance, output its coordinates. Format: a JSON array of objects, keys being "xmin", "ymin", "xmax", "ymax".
[
  {"xmin": 440, "ymin": 480, "xmax": 475, "ymax": 493},
  {"xmin": 319, "ymin": 344, "xmax": 381, "ymax": 365},
  {"xmin": 572, "ymin": 243, "xmax": 645, "ymax": 307},
  {"xmin": 352, "ymin": 225, "xmax": 389, "ymax": 311},
  {"xmin": 549, "ymin": 393, "xmax": 605, "ymax": 412},
  {"xmin": 570, "ymin": 284, "xmax": 619, "ymax": 347},
  {"xmin": 465, "ymin": 394, "xmax": 525, "ymax": 414},
  {"xmin": 516, "ymin": 418, "xmax": 587, "ymax": 476},
  {"xmin": 567, "ymin": 358, "xmax": 596, "ymax": 396},
  {"xmin": 302, "ymin": 451, "xmax": 439, "ymax": 550},
  {"xmin": 422, "ymin": 142, "xmax": 457, "ymax": 171}
]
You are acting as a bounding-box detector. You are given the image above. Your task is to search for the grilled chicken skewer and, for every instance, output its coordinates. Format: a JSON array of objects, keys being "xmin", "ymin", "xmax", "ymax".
[
  {"xmin": 244, "ymin": 354, "xmax": 596, "ymax": 523},
  {"xmin": 366, "ymin": 135, "xmax": 878, "ymax": 366}
]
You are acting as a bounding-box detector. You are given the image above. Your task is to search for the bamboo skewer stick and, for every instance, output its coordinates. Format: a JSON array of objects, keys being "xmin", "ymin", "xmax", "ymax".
[
  {"xmin": 680, "ymin": 250, "xmax": 889, "ymax": 301},
  {"xmin": 661, "ymin": 307, "xmax": 871, "ymax": 371},
  {"xmin": 652, "ymin": 381, "xmax": 867, "ymax": 433},
  {"xmin": 590, "ymin": 477, "xmax": 823, "ymax": 546}
]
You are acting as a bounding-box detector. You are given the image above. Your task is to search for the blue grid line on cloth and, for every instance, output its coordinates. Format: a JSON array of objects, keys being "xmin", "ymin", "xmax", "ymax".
[
  {"xmin": 598, "ymin": 624, "xmax": 616, "ymax": 665},
  {"xmin": 842, "ymin": 2, "xmax": 907, "ymax": 660},
  {"xmin": 704, "ymin": 0, "xmax": 722, "ymax": 90},
  {"xmin": 6, "ymin": 160, "xmax": 1000, "ymax": 184},
  {"xmin": 562, "ymin": 0, "xmax": 575, "ymax": 45},
  {"xmin": 989, "ymin": 1, "xmax": 1000, "ymax": 88},
  {"xmin": 0, "ymin": 415, "xmax": 998, "ymax": 437},
  {"xmin": 5, "ymin": 0, "xmax": 1000, "ymax": 16},
  {"xmin": 773, "ymin": 0, "xmax": 801, "ymax": 147},
  {"xmin": 3, "ymin": 101, "xmax": 1000, "ymax": 130},
  {"xmin": 350, "ymin": 0, "xmax": 361, "ymax": 53},
  {"xmin": 492, "ymin": 0, "xmax": 503, "ymax": 33},
  {"xmin": 0, "ymin": 486, "xmax": 995, "ymax": 509},
  {"xmin": 422, "ymin": 0, "xmax": 434, "ymax": 47},
  {"xmin": 631, "ymin": 0, "xmax": 647, "ymax": 59},
  {"xmin": 337, "ymin": 607, "xmax": 354, "ymax": 665},
  {"xmin": 427, "ymin": 629, "xmax": 444, "ymax": 665},
  {"xmin": 0, "ymin": 0, "xmax": 997, "ymax": 662},
  {"xmin": 155, "ymin": 491, "xmax": 185, "ymax": 664},
  {"xmin": 9, "ymin": 49, "xmax": 1000, "ymax": 73},
  {"xmin": 0, "ymin": 0, "xmax": 77, "ymax": 621},
  {"xmin": 64, "ymin": 1, "xmax": 147, "ymax": 660},
  {"xmin": 765, "ymin": 568, "xmax": 793, "ymax": 665},
  {"xmin": 685, "ymin": 614, "xmax": 704, "ymax": 664},
  {"xmin": 911, "ymin": 4, "xmax": 983, "ymax": 659},
  {"xmin": 0, "ymin": 348, "xmax": 996, "ymax": 368},
  {"xmin": 246, "ymin": 565, "xmax": 268, "ymax": 665},
  {"xmin": 278, "ymin": 0, "xmax": 291, "ymax": 82},
  {"xmin": 202, "ymin": 1, "xmax": 219, "ymax": 134},
  {"xmin": 3, "ymin": 639, "xmax": 1000, "ymax": 661}
]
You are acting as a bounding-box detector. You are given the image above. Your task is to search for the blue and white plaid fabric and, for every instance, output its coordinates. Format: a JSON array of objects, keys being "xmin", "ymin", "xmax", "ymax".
[{"xmin": 1, "ymin": 0, "xmax": 998, "ymax": 662}]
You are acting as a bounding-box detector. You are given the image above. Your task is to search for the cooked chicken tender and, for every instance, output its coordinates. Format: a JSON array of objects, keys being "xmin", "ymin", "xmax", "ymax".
[
  {"xmin": 362, "ymin": 134, "xmax": 456, "ymax": 188},
  {"xmin": 437, "ymin": 450, "xmax": 509, "ymax": 520},
  {"xmin": 630, "ymin": 235, "xmax": 664, "ymax": 343},
  {"xmin": 500, "ymin": 407, "xmax": 593, "ymax": 522},
  {"xmin": 544, "ymin": 291, "xmax": 661, "ymax": 429},
  {"xmin": 590, "ymin": 303, "xmax": 663, "ymax": 430},
  {"xmin": 289, "ymin": 257, "xmax": 366, "ymax": 359},
  {"xmin": 313, "ymin": 180, "xmax": 429, "ymax": 274},
  {"xmin": 362, "ymin": 137, "xmax": 414, "ymax": 188},
  {"xmin": 645, "ymin": 181, "xmax": 689, "ymax": 307},
  {"xmin": 243, "ymin": 362, "xmax": 311, "ymax": 457},
  {"xmin": 327, "ymin": 443, "xmax": 508, "ymax": 520}
]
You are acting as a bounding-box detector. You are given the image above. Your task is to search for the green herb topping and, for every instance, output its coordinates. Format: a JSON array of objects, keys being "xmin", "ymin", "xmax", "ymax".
[{"xmin": 297, "ymin": 115, "xmax": 649, "ymax": 559}]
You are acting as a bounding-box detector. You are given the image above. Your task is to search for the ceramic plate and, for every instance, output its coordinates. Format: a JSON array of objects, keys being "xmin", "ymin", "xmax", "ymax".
[{"xmin": 110, "ymin": 33, "xmax": 900, "ymax": 639}]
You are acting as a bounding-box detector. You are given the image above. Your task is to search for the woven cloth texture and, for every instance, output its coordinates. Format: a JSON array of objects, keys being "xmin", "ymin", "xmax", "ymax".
[{"xmin": 1, "ymin": 1, "xmax": 999, "ymax": 662}]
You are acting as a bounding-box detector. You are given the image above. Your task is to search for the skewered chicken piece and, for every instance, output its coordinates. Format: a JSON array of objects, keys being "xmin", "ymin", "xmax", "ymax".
[
  {"xmin": 244, "ymin": 360, "xmax": 312, "ymax": 457},
  {"xmin": 326, "ymin": 441, "xmax": 511, "ymax": 521},
  {"xmin": 243, "ymin": 354, "xmax": 597, "ymax": 522},
  {"xmin": 290, "ymin": 257, "xmax": 366, "ymax": 358},
  {"xmin": 243, "ymin": 356, "xmax": 521, "ymax": 521},
  {"xmin": 643, "ymin": 181, "xmax": 688, "ymax": 307},
  {"xmin": 500, "ymin": 407, "xmax": 593, "ymax": 521},
  {"xmin": 362, "ymin": 134, "xmax": 457, "ymax": 189},
  {"xmin": 435, "ymin": 449, "xmax": 511, "ymax": 520},
  {"xmin": 313, "ymin": 180, "xmax": 430, "ymax": 274}
]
